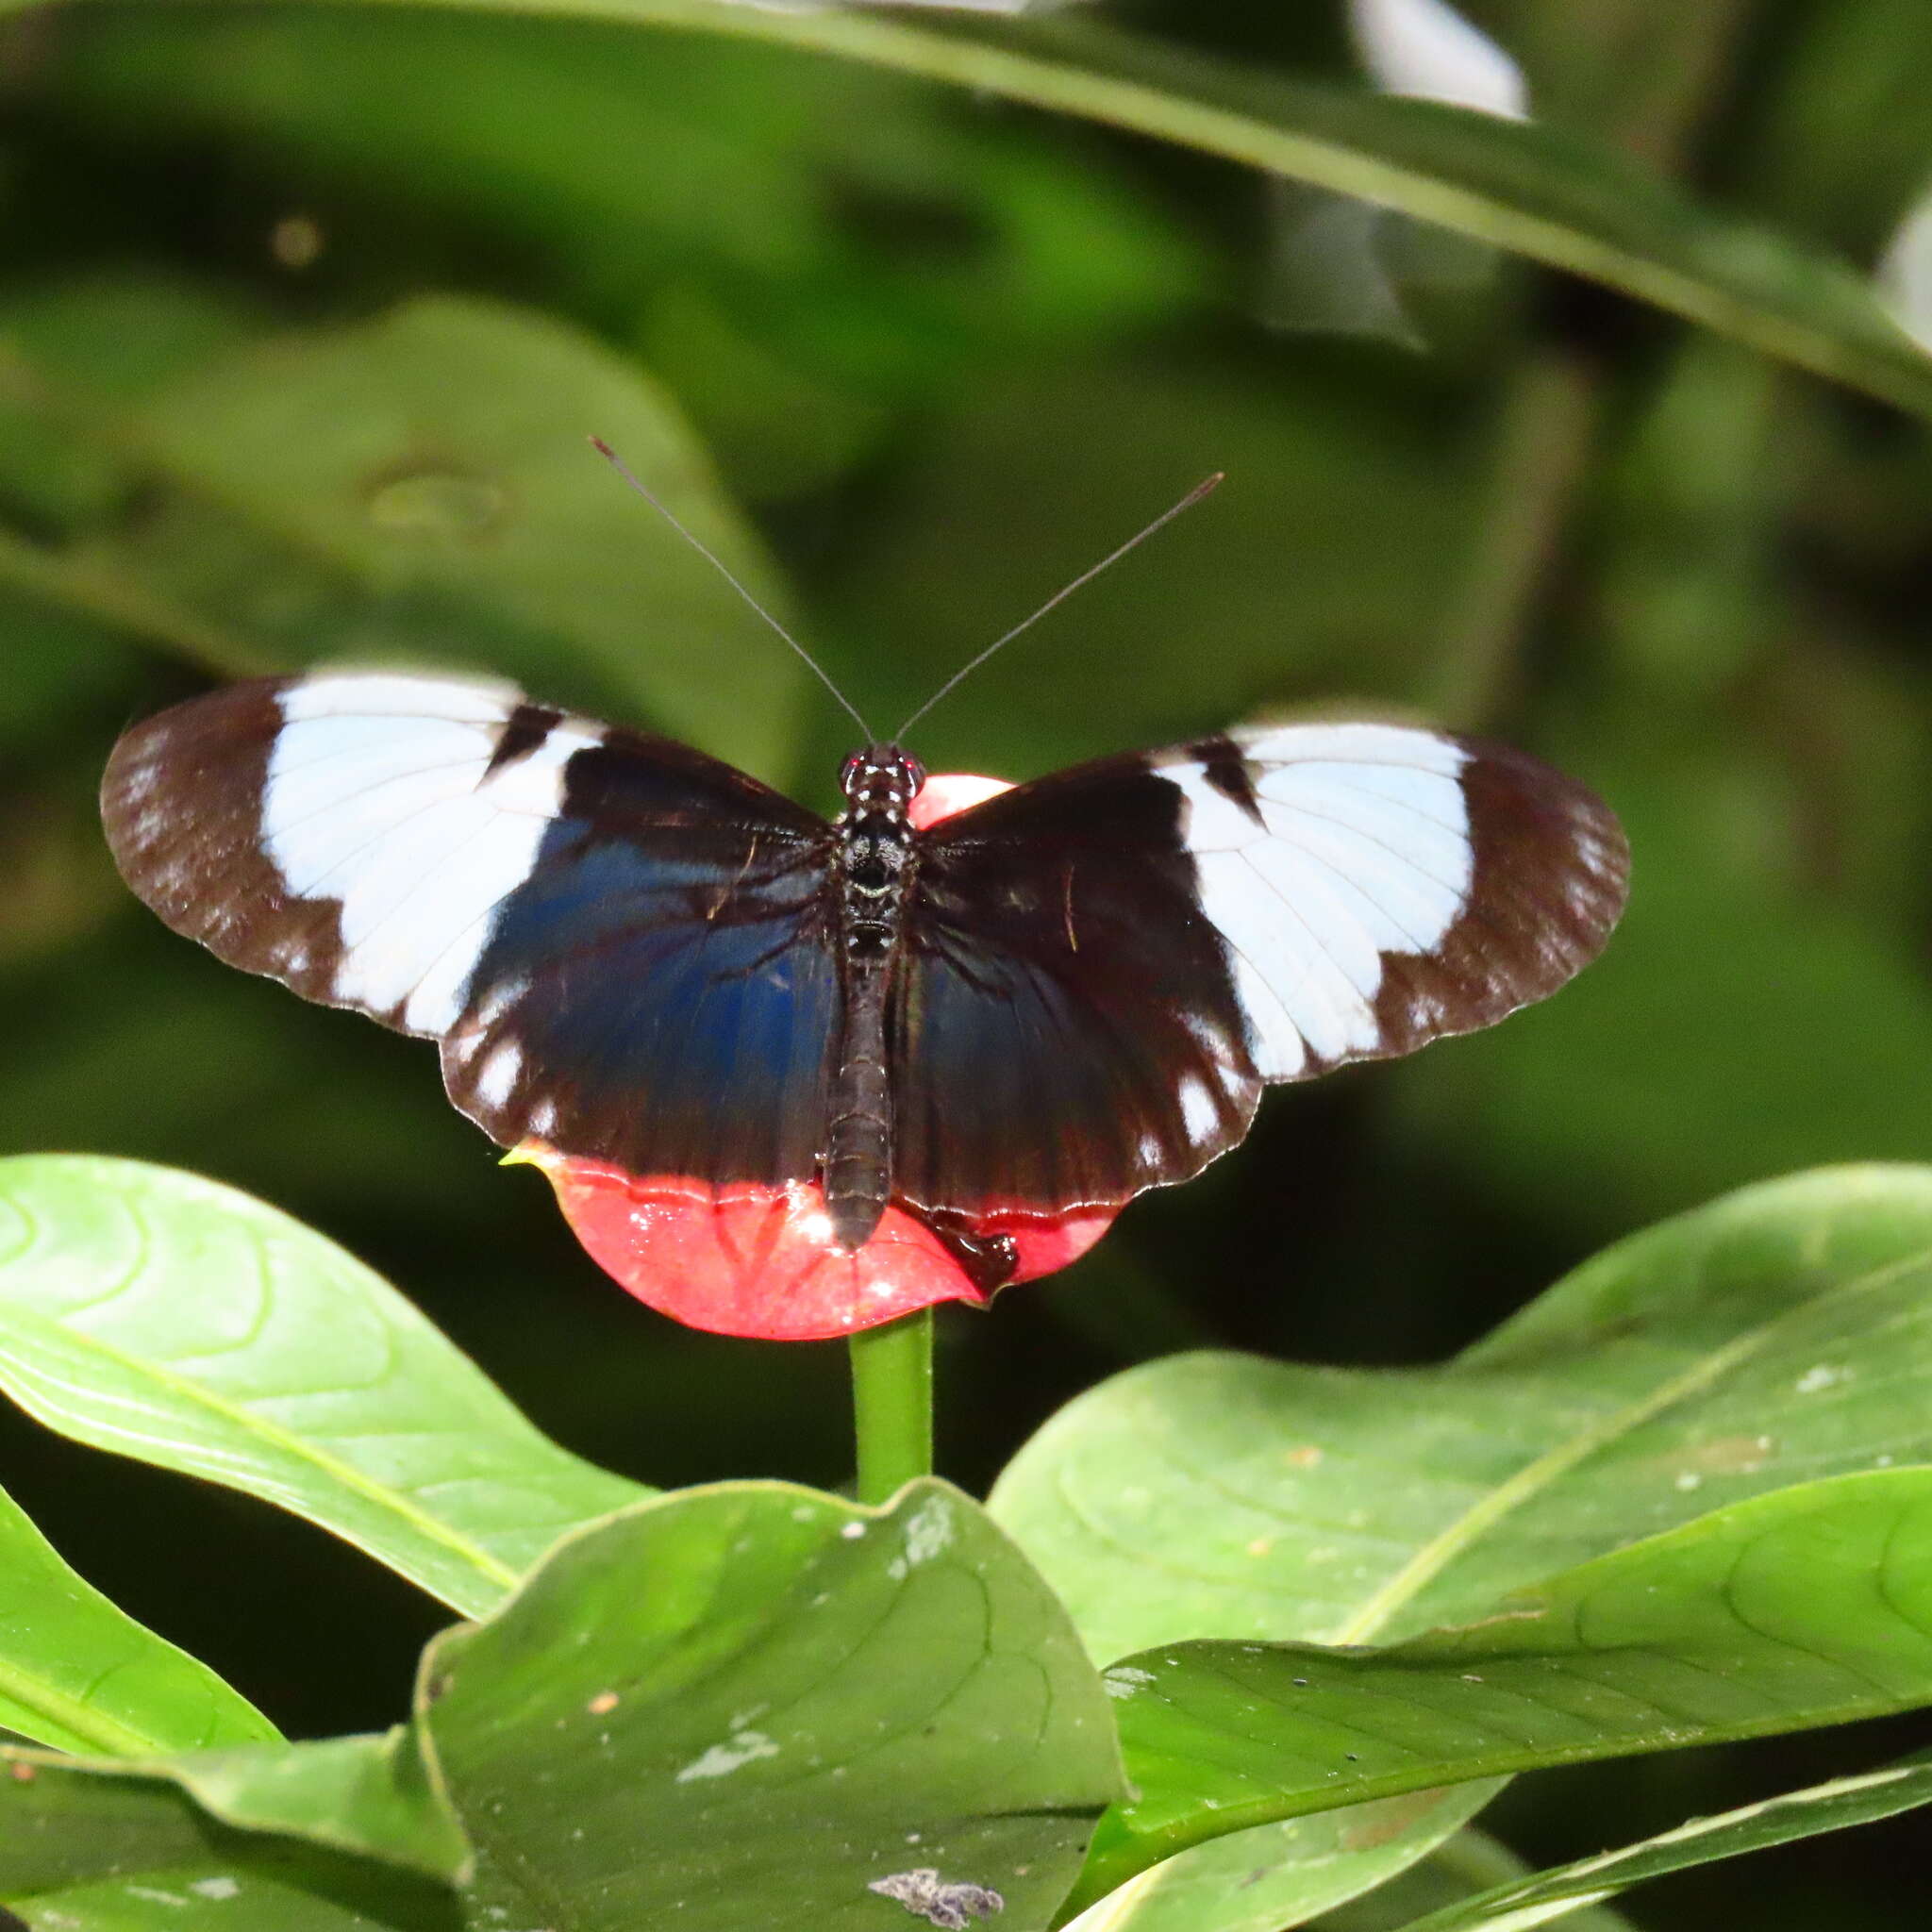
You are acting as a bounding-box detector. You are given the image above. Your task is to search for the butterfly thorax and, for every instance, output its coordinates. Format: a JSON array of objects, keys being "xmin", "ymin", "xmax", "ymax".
[
  {"xmin": 824, "ymin": 744, "xmax": 925, "ymax": 1249},
  {"xmin": 833, "ymin": 744, "xmax": 924, "ymax": 961}
]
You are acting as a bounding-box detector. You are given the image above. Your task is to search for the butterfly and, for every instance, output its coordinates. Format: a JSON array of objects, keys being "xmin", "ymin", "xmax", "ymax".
[{"xmin": 101, "ymin": 665, "xmax": 1627, "ymax": 1333}]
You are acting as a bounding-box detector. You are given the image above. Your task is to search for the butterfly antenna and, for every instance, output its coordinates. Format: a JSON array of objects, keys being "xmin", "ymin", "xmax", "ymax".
[
  {"xmin": 590, "ymin": 436, "xmax": 873, "ymax": 741},
  {"xmin": 893, "ymin": 471, "xmax": 1224, "ymax": 742}
]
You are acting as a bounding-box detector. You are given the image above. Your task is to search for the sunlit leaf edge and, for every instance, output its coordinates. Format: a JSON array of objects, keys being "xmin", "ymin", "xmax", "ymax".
[
  {"xmin": 77, "ymin": 0, "xmax": 1932, "ymax": 421},
  {"xmin": 1390, "ymin": 1747, "xmax": 1932, "ymax": 1932},
  {"xmin": 0, "ymin": 1476, "xmax": 277, "ymax": 1757}
]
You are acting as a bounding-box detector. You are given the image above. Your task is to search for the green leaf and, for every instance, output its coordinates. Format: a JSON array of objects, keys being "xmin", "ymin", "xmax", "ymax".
[
  {"xmin": 992, "ymin": 1165, "xmax": 1932, "ymax": 1664},
  {"xmin": 0, "ymin": 283, "xmax": 805, "ymax": 774},
  {"xmin": 1001, "ymin": 1166, "xmax": 1932, "ymax": 1926},
  {"xmin": 1389, "ymin": 1750, "xmax": 1932, "ymax": 1932},
  {"xmin": 0, "ymin": 1156, "xmax": 645, "ymax": 1616},
  {"xmin": 122, "ymin": 294, "xmax": 806, "ymax": 777},
  {"xmin": 2, "ymin": 1728, "xmax": 466, "ymax": 1887},
  {"xmin": 1072, "ymin": 1468, "xmax": 1932, "ymax": 1907},
  {"xmin": 148, "ymin": 1731, "xmax": 465, "ymax": 1883},
  {"xmin": 1307, "ymin": 1830, "xmax": 1639, "ymax": 1932},
  {"xmin": 1057, "ymin": 1786, "xmax": 1497, "ymax": 1932},
  {"xmin": 0, "ymin": 1478, "xmax": 275, "ymax": 1756},
  {"xmin": 169, "ymin": 0, "xmax": 1932, "ymax": 421},
  {"xmin": 0, "ymin": 1752, "xmax": 461, "ymax": 1930},
  {"xmin": 419, "ymin": 1478, "xmax": 1127, "ymax": 1931}
]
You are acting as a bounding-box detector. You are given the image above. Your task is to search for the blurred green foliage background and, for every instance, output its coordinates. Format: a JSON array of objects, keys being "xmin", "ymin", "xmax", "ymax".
[{"xmin": 4, "ymin": 0, "xmax": 1932, "ymax": 1923}]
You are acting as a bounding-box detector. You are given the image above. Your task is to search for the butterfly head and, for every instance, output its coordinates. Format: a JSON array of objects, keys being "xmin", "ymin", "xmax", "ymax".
[{"xmin": 840, "ymin": 744, "xmax": 926, "ymax": 817}]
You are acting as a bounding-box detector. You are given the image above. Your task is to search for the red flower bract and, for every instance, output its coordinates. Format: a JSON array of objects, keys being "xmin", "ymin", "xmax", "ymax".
[
  {"xmin": 518, "ymin": 773, "xmax": 1120, "ymax": 1341},
  {"xmin": 516, "ymin": 1156, "xmax": 1114, "ymax": 1341}
]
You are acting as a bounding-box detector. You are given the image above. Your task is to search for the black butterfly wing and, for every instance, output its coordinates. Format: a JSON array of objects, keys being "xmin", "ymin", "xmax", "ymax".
[
  {"xmin": 102, "ymin": 672, "xmax": 842, "ymax": 1187},
  {"xmin": 894, "ymin": 721, "xmax": 1627, "ymax": 1218},
  {"xmin": 894, "ymin": 756, "xmax": 1262, "ymax": 1218}
]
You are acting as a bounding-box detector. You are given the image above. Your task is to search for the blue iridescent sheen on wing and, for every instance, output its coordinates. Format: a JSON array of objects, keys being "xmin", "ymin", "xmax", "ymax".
[{"xmin": 447, "ymin": 810, "xmax": 841, "ymax": 1185}]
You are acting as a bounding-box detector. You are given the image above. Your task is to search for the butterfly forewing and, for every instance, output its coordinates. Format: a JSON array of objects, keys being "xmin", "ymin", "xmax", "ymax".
[
  {"xmin": 1174, "ymin": 722, "xmax": 1626, "ymax": 1076},
  {"xmin": 102, "ymin": 672, "xmax": 841, "ymax": 1187},
  {"xmin": 894, "ymin": 721, "xmax": 1626, "ymax": 1217},
  {"xmin": 440, "ymin": 726, "xmax": 841, "ymax": 1187}
]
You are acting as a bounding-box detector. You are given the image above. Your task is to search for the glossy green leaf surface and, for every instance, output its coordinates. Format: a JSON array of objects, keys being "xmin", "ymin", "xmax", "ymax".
[
  {"xmin": 0, "ymin": 1772, "xmax": 458, "ymax": 1930},
  {"xmin": 187, "ymin": 0, "xmax": 1932, "ymax": 421},
  {"xmin": 1, "ymin": 1728, "xmax": 465, "ymax": 1889},
  {"xmin": 1392, "ymin": 1749, "xmax": 1932, "ymax": 1932},
  {"xmin": 149, "ymin": 1731, "xmax": 465, "ymax": 1882},
  {"xmin": 993, "ymin": 1165, "xmax": 1932, "ymax": 1663},
  {"xmin": 1058, "ymin": 1785, "xmax": 1496, "ymax": 1932},
  {"xmin": 1074, "ymin": 1468, "xmax": 1932, "ymax": 1907},
  {"xmin": 0, "ymin": 1479, "xmax": 274, "ymax": 1756},
  {"xmin": 0, "ymin": 1156, "xmax": 644, "ymax": 1615},
  {"xmin": 420, "ymin": 1479, "xmax": 1126, "ymax": 1930}
]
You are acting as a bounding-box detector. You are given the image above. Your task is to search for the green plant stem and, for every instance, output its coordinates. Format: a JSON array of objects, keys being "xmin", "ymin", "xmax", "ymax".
[{"xmin": 850, "ymin": 1309, "xmax": 934, "ymax": 1505}]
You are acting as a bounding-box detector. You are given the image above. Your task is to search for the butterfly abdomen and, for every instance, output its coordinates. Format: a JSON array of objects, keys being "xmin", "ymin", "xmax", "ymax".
[
  {"xmin": 824, "ymin": 746, "xmax": 925, "ymax": 1250},
  {"xmin": 824, "ymin": 958, "xmax": 893, "ymax": 1251}
]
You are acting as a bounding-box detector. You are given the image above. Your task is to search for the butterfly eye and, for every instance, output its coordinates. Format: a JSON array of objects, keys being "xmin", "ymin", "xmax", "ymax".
[
  {"xmin": 839, "ymin": 752, "xmax": 864, "ymax": 793},
  {"xmin": 902, "ymin": 755, "xmax": 927, "ymax": 795}
]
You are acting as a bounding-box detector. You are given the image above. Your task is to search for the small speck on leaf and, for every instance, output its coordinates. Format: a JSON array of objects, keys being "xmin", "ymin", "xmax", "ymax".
[
  {"xmin": 587, "ymin": 1690, "xmax": 620, "ymax": 1716},
  {"xmin": 675, "ymin": 1728, "xmax": 779, "ymax": 1783},
  {"xmin": 1794, "ymin": 1364, "xmax": 1849, "ymax": 1395},
  {"xmin": 868, "ymin": 1870, "xmax": 1004, "ymax": 1928}
]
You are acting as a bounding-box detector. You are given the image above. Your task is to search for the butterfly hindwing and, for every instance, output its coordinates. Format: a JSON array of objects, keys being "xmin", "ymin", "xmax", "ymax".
[
  {"xmin": 893, "ymin": 757, "xmax": 1263, "ymax": 1216},
  {"xmin": 894, "ymin": 721, "xmax": 1626, "ymax": 1217},
  {"xmin": 102, "ymin": 671, "xmax": 841, "ymax": 1186}
]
